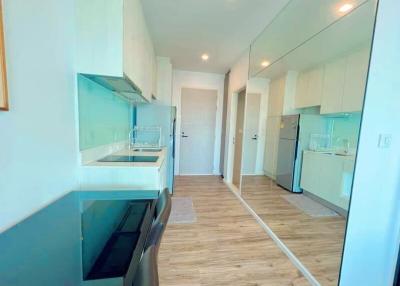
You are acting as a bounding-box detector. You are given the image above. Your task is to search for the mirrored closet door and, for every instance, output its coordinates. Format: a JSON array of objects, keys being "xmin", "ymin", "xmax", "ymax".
[{"xmin": 239, "ymin": 0, "xmax": 378, "ymax": 285}]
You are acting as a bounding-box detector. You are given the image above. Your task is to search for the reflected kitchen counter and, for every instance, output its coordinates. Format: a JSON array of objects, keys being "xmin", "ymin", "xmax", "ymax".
[{"xmin": 301, "ymin": 150, "xmax": 355, "ymax": 214}]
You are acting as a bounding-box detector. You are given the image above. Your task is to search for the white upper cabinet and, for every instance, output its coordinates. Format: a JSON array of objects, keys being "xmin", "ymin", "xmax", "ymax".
[
  {"xmin": 321, "ymin": 57, "xmax": 347, "ymax": 114},
  {"xmin": 154, "ymin": 57, "xmax": 173, "ymax": 105},
  {"xmin": 295, "ymin": 66, "xmax": 324, "ymax": 109},
  {"xmin": 342, "ymin": 47, "xmax": 370, "ymax": 112},
  {"xmin": 294, "ymin": 71, "xmax": 308, "ymax": 108},
  {"xmin": 321, "ymin": 47, "xmax": 370, "ymax": 114},
  {"xmin": 76, "ymin": 0, "xmax": 156, "ymax": 102},
  {"xmin": 268, "ymin": 76, "xmax": 285, "ymax": 117}
]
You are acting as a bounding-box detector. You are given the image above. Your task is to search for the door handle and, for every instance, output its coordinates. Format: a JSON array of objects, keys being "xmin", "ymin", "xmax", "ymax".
[
  {"xmin": 252, "ymin": 135, "xmax": 258, "ymax": 140},
  {"xmin": 181, "ymin": 132, "xmax": 188, "ymax": 138}
]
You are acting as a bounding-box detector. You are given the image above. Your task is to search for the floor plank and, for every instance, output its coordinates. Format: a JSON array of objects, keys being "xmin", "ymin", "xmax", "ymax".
[
  {"xmin": 241, "ymin": 175, "xmax": 346, "ymax": 286},
  {"xmin": 158, "ymin": 176, "xmax": 311, "ymax": 286}
]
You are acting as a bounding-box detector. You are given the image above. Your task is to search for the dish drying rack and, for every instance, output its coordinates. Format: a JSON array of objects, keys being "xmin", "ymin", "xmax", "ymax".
[{"xmin": 129, "ymin": 126, "xmax": 162, "ymax": 149}]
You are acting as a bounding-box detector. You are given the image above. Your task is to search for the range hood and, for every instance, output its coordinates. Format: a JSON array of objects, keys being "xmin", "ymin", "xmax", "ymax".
[{"xmin": 79, "ymin": 73, "xmax": 149, "ymax": 104}]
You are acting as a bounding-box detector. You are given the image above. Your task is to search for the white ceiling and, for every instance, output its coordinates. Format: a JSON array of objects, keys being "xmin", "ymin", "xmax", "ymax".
[{"xmin": 141, "ymin": 0, "xmax": 290, "ymax": 74}]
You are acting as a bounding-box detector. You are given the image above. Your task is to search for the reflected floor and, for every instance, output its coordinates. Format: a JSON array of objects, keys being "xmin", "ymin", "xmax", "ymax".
[{"xmin": 241, "ymin": 175, "xmax": 346, "ymax": 286}]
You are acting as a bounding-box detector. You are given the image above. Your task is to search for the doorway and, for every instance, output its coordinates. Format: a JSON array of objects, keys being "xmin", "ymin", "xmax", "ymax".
[
  {"xmin": 179, "ymin": 88, "xmax": 218, "ymax": 175},
  {"xmin": 242, "ymin": 93, "xmax": 261, "ymax": 175},
  {"xmin": 232, "ymin": 89, "xmax": 246, "ymax": 188}
]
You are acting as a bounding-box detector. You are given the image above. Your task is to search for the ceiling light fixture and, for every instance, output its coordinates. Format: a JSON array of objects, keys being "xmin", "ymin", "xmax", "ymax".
[
  {"xmin": 338, "ymin": 3, "xmax": 354, "ymax": 13},
  {"xmin": 201, "ymin": 54, "xmax": 209, "ymax": 61},
  {"xmin": 261, "ymin": 61, "xmax": 270, "ymax": 68}
]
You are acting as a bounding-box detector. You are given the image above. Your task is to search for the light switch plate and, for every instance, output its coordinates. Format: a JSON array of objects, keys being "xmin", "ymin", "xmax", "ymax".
[{"xmin": 378, "ymin": 134, "xmax": 392, "ymax": 148}]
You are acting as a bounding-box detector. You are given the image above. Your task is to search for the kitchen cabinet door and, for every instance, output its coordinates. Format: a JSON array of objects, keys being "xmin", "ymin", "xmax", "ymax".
[
  {"xmin": 77, "ymin": 0, "xmax": 156, "ymax": 102},
  {"xmin": 321, "ymin": 57, "xmax": 347, "ymax": 114},
  {"xmin": 264, "ymin": 116, "xmax": 281, "ymax": 178},
  {"xmin": 307, "ymin": 66, "xmax": 324, "ymax": 107},
  {"xmin": 76, "ymin": 0, "xmax": 124, "ymax": 77},
  {"xmin": 294, "ymin": 71, "xmax": 309, "ymax": 108},
  {"xmin": 301, "ymin": 152, "xmax": 353, "ymax": 211},
  {"xmin": 300, "ymin": 151, "xmax": 320, "ymax": 192},
  {"xmin": 342, "ymin": 47, "xmax": 370, "ymax": 113},
  {"xmin": 123, "ymin": 0, "xmax": 156, "ymax": 101},
  {"xmin": 318, "ymin": 154, "xmax": 344, "ymax": 207},
  {"xmin": 295, "ymin": 67, "xmax": 324, "ymax": 109},
  {"xmin": 268, "ymin": 77, "xmax": 285, "ymax": 117}
]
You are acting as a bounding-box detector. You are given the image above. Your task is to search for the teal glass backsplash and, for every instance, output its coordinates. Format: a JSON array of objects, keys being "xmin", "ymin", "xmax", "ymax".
[
  {"xmin": 299, "ymin": 109, "xmax": 362, "ymax": 150},
  {"xmin": 78, "ymin": 75, "xmax": 132, "ymax": 150},
  {"xmin": 329, "ymin": 112, "xmax": 362, "ymax": 148}
]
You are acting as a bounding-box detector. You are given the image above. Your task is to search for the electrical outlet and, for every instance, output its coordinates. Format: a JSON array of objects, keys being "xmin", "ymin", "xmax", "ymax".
[{"xmin": 378, "ymin": 134, "xmax": 392, "ymax": 149}]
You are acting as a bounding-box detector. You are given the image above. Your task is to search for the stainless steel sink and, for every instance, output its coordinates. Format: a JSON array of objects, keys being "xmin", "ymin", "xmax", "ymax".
[
  {"xmin": 98, "ymin": 155, "xmax": 159, "ymax": 163},
  {"xmin": 132, "ymin": 148, "xmax": 162, "ymax": 152},
  {"xmin": 314, "ymin": 150, "xmax": 353, "ymax": 157}
]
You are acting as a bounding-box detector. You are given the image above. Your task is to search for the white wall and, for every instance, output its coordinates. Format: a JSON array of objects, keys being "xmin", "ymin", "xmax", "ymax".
[
  {"xmin": 172, "ymin": 70, "xmax": 225, "ymax": 175},
  {"xmin": 224, "ymin": 50, "xmax": 250, "ymax": 182},
  {"xmin": 339, "ymin": 0, "xmax": 400, "ymax": 284},
  {"xmin": 0, "ymin": 0, "xmax": 79, "ymax": 232}
]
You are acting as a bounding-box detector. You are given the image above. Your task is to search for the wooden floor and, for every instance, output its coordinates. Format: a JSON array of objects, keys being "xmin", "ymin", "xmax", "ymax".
[
  {"xmin": 158, "ymin": 176, "xmax": 310, "ymax": 286},
  {"xmin": 241, "ymin": 176, "xmax": 347, "ymax": 286}
]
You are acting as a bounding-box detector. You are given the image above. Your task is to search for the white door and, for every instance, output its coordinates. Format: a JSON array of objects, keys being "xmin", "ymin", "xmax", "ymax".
[
  {"xmin": 242, "ymin": 93, "xmax": 261, "ymax": 175},
  {"xmin": 179, "ymin": 88, "xmax": 217, "ymax": 175}
]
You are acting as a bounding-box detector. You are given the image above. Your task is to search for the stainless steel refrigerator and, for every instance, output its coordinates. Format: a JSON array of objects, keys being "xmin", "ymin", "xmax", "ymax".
[{"xmin": 276, "ymin": 115, "xmax": 300, "ymax": 192}]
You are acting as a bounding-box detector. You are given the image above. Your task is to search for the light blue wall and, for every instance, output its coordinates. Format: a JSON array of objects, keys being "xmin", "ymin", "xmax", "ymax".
[
  {"xmin": 78, "ymin": 75, "xmax": 132, "ymax": 150},
  {"xmin": 0, "ymin": 0, "xmax": 79, "ymax": 233}
]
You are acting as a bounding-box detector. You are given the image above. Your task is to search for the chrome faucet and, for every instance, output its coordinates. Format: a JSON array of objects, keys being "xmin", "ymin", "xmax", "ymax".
[
  {"xmin": 343, "ymin": 138, "xmax": 350, "ymax": 154},
  {"xmin": 335, "ymin": 137, "xmax": 350, "ymax": 154},
  {"xmin": 128, "ymin": 129, "xmax": 135, "ymax": 150}
]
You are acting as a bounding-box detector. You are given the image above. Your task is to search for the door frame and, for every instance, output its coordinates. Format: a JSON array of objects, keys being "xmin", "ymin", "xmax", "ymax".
[
  {"xmin": 226, "ymin": 86, "xmax": 247, "ymax": 192},
  {"xmin": 178, "ymin": 87, "xmax": 218, "ymax": 175},
  {"xmin": 172, "ymin": 71, "xmax": 225, "ymax": 176},
  {"xmin": 232, "ymin": 89, "xmax": 247, "ymax": 189}
]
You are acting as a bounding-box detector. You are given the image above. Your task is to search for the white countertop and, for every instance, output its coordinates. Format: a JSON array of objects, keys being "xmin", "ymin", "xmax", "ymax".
[
  {"xmin": 304, "ymin": 149, "xmax": 356, "ymax": 160},
  {"xmin": 84, "ymin": 147, "xmax": 166, "ymax": 168}
]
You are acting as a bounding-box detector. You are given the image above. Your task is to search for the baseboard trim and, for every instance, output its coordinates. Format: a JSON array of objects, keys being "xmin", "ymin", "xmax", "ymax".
[
  {"xmin": 224, "ymin": 181, "xmax": 321, "ymax": 286},
  {"xmin": 303, "ymin": 191, "xmax": 348, "ymax": 218},
  {"xmin": 178, "ymin": 173, "xmax": 219, "ymax": 176}
]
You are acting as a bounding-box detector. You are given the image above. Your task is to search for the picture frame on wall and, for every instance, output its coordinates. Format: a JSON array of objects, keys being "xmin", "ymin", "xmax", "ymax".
[{"xmin": 0, "ymin": 1, "xmax": 8, "ymax": 111}]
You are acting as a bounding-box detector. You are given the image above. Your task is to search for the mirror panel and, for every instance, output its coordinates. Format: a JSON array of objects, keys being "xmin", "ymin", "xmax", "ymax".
[
  {"xmin": 249, "ymin": 0, "xmax": 370, "ymax": 77},
  {"xmin": 241, "ymin": 0, "xmax": 377, "ymax": 285}
]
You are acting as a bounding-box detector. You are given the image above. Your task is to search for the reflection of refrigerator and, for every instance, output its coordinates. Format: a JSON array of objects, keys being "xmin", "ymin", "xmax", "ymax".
[
  {"xmin": 276, "ymin": 114, "xmax": 329, "ymax": 193},
  {"xmin": 276, "ymin": 115, "xmax": 300, "ymax": 192},
  {"xmin": 136, "ymin": 105, "xmax": 176, "ymax": 194}
]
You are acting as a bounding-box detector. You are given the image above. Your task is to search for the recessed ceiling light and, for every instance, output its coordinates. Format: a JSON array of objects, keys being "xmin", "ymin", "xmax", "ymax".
[
  {"xmin": 261, "ymin": 61, "xmax": 270, "ymax": 67},
  {"xmin": 338, "ymin": 3, "xmax": 354, "ymax": 13},
  {"xmin": 201, "ymin": 54, "xmax": 209, "ymax": 61}
]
